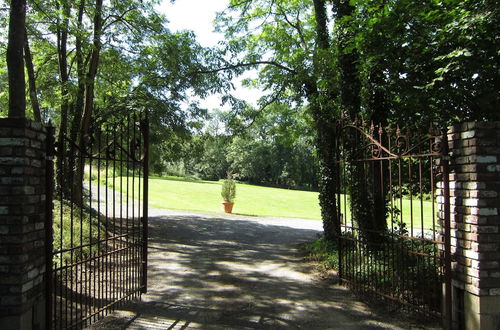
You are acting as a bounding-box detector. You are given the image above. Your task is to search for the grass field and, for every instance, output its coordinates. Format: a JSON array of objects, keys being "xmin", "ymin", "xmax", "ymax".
[
  {"xmin": 147, "ymin": 176, "xmax": 322, "ymax": 219},
  {"xmin": 147, "ymin": 176, "xmax": 437, "ymax": 229},
  {"xmin": 102, "ymin": 173, "xmax": 437, "ymax": 229}
]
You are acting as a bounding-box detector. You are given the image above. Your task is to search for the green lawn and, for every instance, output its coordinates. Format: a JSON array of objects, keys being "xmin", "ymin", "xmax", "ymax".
[
  {"xmin": 105, "ymin": 174, "xmax": 438, "ymax": 229},
  {"xmin": 338, "ymin": 195, "xmax": 437, "ymax": 231},
  {"xmin": 147, "ymin": 176, "xmax": 322, "ymax": 219},
  {"xmin": 148, "ymin": 176, "xmax": 437, "ymax": 230}
]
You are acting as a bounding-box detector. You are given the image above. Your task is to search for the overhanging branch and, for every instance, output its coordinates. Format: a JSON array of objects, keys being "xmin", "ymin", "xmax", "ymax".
[{"xmin": 190, "ymin": 61, "xmax": 297, "ymax": 75}]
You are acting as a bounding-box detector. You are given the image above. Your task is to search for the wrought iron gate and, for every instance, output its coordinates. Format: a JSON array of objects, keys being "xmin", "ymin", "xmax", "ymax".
[
  {"xmin": 45, "ymin": 114, "xmax": 149, "ymax": 329},
  {"xmin": 334, "ymin": 120, "xmax": 451, "ymax": 325}
]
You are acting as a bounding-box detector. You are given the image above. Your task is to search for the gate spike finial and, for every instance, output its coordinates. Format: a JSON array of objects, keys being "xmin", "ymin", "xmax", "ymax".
[
  {"xmin": 396, "ymin": 125, "xmax": 401, "ymax": 137},
  {"xmin": 370, "ymin": 121, "xmax": 375, "ymax": 134},
  {"xmin": 378, "ymin": 122, "xmax": 383, "ymax": 136}
]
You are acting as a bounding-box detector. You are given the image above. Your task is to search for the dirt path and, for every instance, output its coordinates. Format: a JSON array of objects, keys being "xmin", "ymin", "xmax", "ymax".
[{"xmin": 90, "ymin": 210, "xmax": 423, "ymax": 329}]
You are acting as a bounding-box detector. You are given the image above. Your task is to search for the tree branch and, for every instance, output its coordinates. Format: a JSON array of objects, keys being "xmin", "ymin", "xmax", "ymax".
[
  {"xmin": 191, "ymin": 61, "xmax": 296, "ymax": 75},
  {"xmin": 244, "ymin": 83, "xmax": 287, "ymax": 128},
  {"xmin": 275, "ymin": 7, "xmax": 309, "ymax": 53}
]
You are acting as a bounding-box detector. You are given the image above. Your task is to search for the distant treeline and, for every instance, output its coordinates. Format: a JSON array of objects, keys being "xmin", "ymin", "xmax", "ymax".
[{"xmin": 150, "ymin": 105, "xmax": 319, "ymax": 191}]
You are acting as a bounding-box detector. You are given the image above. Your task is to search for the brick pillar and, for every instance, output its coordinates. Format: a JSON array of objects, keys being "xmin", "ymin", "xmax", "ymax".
[
  {"xmin": 440, "ymin": 121, "xmax": 500, "ymax": 330},
  {"xmin": 0, "ymin": 119, "xmax": 47, "ymax": 330}
]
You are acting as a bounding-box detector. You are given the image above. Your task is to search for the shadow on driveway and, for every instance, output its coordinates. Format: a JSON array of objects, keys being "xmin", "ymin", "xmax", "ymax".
[{"xmin": 92, "ymin": 213, "xmax": 410, "ymax": 329}]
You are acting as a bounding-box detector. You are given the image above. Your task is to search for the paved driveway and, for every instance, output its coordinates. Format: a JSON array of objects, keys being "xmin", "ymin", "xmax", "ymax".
[{"xmin": 91, "ymin": 210, "xmax": 414, "ymax": 329}]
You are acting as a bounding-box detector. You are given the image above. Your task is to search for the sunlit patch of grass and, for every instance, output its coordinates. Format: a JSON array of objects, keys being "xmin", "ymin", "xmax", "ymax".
[
  {"xmin": 101, "ymin": 173, "xmax": 438, "ymax": 229},
  {"xmin": 338, "ymin": 194, "xmax": 436, "ymax": 232},
  {"xmin": 145, "ymin": 175, "xmax": 436, "ymax": 228},
  {"xmin": 144, "ymin": 175, "xmax": 322, "ymax": 219}
]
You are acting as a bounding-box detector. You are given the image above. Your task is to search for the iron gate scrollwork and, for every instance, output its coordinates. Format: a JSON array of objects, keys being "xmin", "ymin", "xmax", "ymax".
[
  {"xmin": 334, "ymin": 120, "xmax": 451, "ymax": 326},
  {"xmin": 45, "ymin": 113, "xmax": 149, "ymax": 329}
]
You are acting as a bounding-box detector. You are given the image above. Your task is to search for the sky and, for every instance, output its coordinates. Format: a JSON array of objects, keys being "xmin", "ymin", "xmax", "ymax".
[{"xmin": 157, "ymin": 0, "xmax": 263, "ymax": 111}]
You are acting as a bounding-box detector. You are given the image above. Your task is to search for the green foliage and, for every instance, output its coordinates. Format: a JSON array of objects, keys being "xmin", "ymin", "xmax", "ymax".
[
  {"xmin": 226, "ymin": 104, "xmax": 319, "ymax": 190},
  {"xmin": 350, "ymin": 0, "xmax": 499, "ymax": 126},
  {"xmin": 304, "ymin": 236, "xmax": 339, "ymax": 270},
  {"xmin": 189, "ymin": 110, "xmax": 232, "ymax": 180},
  {"xmin": 52, "ymin": 199, "xmax": 106, "ymax": 265},
  {"xmin": 306, "ymin": 235, "xmax": 441, "ymax": 312},
  {"xmin": 215, "ymin": 0, "xmax": 320, "ymax": 104},
  {"xmin": 221, "ymin": 172, "xmax": 236, "ymax": 202},
  {"xmin": 216, "ymin": 0, "xmax": 498, "ymax": 242},
  {"xmin": 340, "ymin": 235, "xmax": 441, "ymax": 310},
  {"xmin": 194, "ymin": 136, "xmax": 230, "ymax": 180},
  {"xmin": 166, "ymin": 105, "xmax": 319, "ymax": 191},
  {"xmin": 2, "ymin": 0, "xmax": 226, "ymax": 161}
]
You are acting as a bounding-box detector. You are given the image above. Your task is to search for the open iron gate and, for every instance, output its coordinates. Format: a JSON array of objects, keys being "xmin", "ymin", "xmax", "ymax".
[
  {"xmin": 334, "ymin": 120, "xmax": 451, "ymax": 327},
  {"xmin": 45, "ymin": 114, "xmax": 149, "ymax": 329}
]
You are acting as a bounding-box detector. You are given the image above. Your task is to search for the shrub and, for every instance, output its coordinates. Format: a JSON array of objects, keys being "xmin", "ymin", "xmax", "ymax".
[
  {"xmin": 221, "ymin": 172, "xmax": 236, "ymax": 202},
  {"xmin": 304, "ymin": 236, "xmax": 339, "ymax": 270}
]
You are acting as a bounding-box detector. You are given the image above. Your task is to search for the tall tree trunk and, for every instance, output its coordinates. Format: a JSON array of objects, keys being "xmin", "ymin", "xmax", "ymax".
[
  {"xmin": 307, "ymin": 82, "xmax": 338, "ymax": 242},
  {"xmin": 368, "ymin": 69, "xmax": 389, "ymax": 236},
  {"xmin": 80, "ymin": 0, "xmax": 103, "ymax": 136},
  {"xmin": 313, "ymin": 0, "xmax": 329, "ymax": 49},
  {"xmin": 56, "ymin": 0, "xmax": 71, "ymax": 196},
  {"xmin": 333, "ymin": 0, "xmax": 387, "ymax": 246},
  {"xmin": 24, "ymin": 27, "xmax": 41, "ymax": 122},
  {"xmin": 74, "ymin": 0, "xmax": 103, "ymax": 203},
  {"xmin": 68, "ymin": 0, "xmax": 86, "ymax": 204},
  {"xmin": 334, "ymin": 0, "xmax": 360, "ymax": 119},
  {"xmin": 70, "ymin": 0, "xmax": 86, "ymax": 146},
  {"xmin": 7, "ymin": 0, "xmax": 26, "ymax": 118},
  {"xmin": 311, "ymin": 0, "xmax": 340, "ymax": 241}
]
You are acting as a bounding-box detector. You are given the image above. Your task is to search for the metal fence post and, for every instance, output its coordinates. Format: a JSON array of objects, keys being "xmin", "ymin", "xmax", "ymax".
[
  {"xmin": 141, "ymin": 113, "xmax": 149, "ymax": 293},
  {"xmin": 441, "ymin": 131, "xmax": 452, "ymax": 330},
  {"xmin": 45, "ymin": 124, "xmax": 55, "ymax": 330},
  {"xmin": 335, "ymin": 125, "xmax": 343, "ymax": 283}
]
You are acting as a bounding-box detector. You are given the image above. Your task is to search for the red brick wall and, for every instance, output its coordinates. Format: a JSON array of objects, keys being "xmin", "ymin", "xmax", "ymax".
[{"xmin": 444, "ymin": 122, "xmax": 500, "ymax": 297}]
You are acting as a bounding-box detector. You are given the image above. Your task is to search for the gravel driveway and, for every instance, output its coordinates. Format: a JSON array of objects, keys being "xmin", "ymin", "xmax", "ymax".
[{"xmin": 90, "ymin": 209, "xmax": 423, "ymax": 329}]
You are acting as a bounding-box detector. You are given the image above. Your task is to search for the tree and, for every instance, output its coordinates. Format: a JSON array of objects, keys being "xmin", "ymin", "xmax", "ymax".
[
  {"xmin": 343, "ymin": 0, "xmax": 498, "ymax": 242},
  {"xmin": 212, "ymin": 0, "xmax": 341, "ymax": 239},
  {"xmin": 225, "ymin": 103, "xmax": 318, "ymax": 190},
  {"xmin": 349, "ymin": 0, "xmax": 499, "ymax": 126},
  {"xmin": 333, "ymin": 0, "xmax": 388, "ymax": 243},
  {"xmin": 213, "ymin": 0, "xmax": 498, "ymax": 242},
  {"xmin": 24, "ymin": 27, "xmax": 41, "ymax": 122},
  {"xmin": 7, "ymin": 0, "xmax": 26, "ymax": 118},
  {"xmin": 8, "ymin": 0, "xmax": 226, "ymax": 200}
]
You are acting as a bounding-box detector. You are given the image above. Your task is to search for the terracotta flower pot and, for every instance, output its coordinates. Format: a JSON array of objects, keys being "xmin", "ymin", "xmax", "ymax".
[{"xmin": 222, "ymin": 201, "xmax": 234, "ymax": 213}]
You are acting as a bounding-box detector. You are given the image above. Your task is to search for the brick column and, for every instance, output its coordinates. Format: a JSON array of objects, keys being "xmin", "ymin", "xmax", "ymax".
[
  {"xmin": 0, "ymin": 119, "xmax": 48, "ymax": 330},
  {"xmin": 440, "ymin": 121, "xmax": 500, "ymax": 330}
]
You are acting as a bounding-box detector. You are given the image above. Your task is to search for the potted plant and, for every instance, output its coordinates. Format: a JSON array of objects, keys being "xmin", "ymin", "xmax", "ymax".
[{"xmin": 221, "ymin": 172, "xmax": 236, "ymax": 213}]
